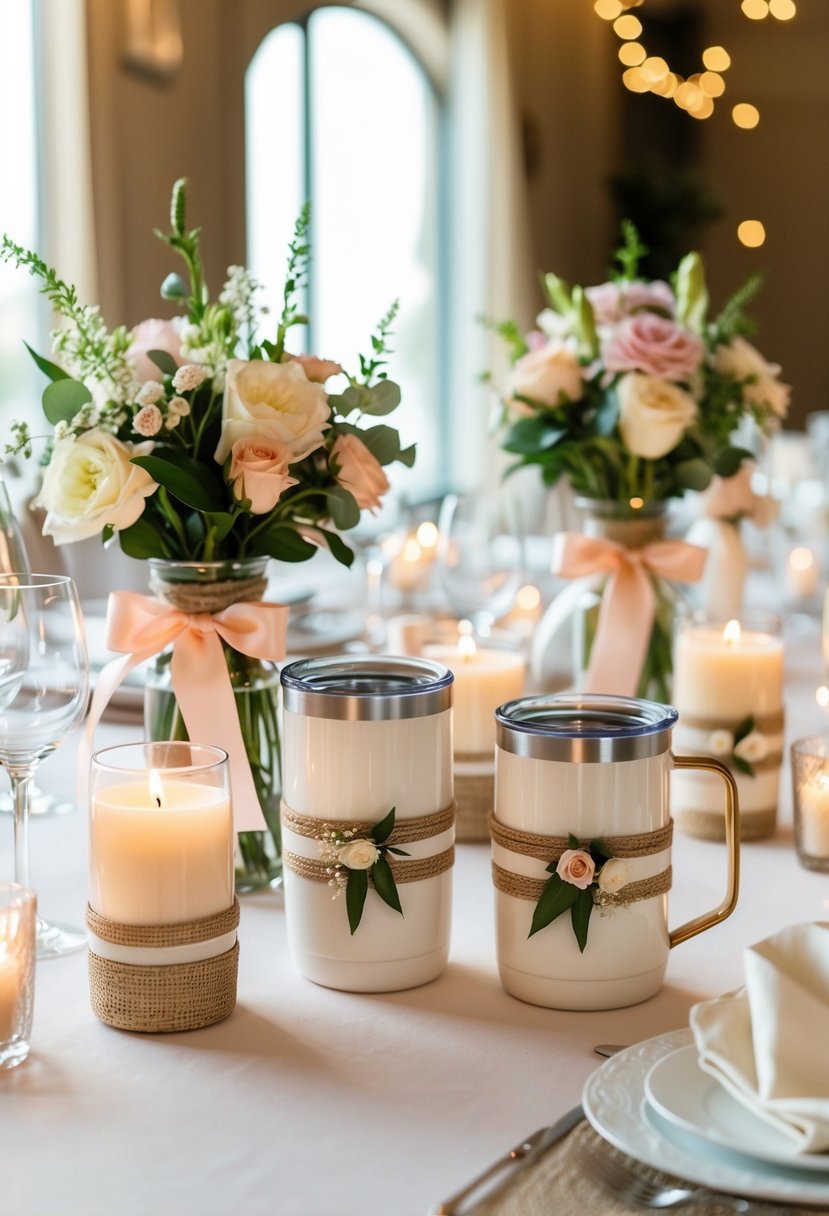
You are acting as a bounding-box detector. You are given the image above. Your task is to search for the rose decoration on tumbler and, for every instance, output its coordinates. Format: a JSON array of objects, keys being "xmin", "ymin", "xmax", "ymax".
[
  {"xmin": 489, "ymin": 222, "xmax": 789, "ymax": 700},
  {"xmin": 529, "ymin": 833, "xmax": 629, "ymax": 953}
]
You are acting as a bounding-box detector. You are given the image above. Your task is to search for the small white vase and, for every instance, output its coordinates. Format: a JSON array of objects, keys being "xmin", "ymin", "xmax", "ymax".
[{"xmin": 686, "ymin": 518, "xmax": 748, "ymax": 620}]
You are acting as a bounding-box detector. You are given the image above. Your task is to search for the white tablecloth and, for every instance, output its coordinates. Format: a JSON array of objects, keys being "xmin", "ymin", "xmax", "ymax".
[{"xmin": 1, "ymin": 631, "xmax": 828, "ymax": 1216}]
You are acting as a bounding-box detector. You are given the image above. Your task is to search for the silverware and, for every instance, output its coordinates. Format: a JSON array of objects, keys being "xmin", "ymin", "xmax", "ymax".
[
  {"xmin": 577, "ymin": 1133, "xmax": 751, "ymax": 1211},
  {"xmin": 432, "ymin": 1105, "xmax": 585, "ymax": 1215}
]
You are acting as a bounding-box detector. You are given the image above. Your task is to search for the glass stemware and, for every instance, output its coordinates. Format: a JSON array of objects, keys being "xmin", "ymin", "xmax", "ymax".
[
  {"xmin": 436, "ymin": 491, "xmax": 525, "ymax": 637},
  {"xmin": 0, "ymin": 574, "xmax": 89, "ymax": 958}
]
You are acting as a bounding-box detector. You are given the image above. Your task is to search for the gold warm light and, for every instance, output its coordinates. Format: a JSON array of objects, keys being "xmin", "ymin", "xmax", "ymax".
[
  {"xmin": 733, "ymin": 102, "xmax": 761, "ymax": 128},
  {"xmin": 703, "ymin": 46, "xmax": 731, "ymax": 71},
  {"xmin": 416, "ymin": 521, "xmax": 438, "ymax": 549},
  {"xmin": 619, "ymin": 41, "xmax": 646, "ymax": 66},
  {"xmin": 700, "ymin": 71, "xmax": 725, "ymax": 98},
  {"xmin": 642, "ymin": 55, "xmax": 669, "ymax": 82},
  {"xmin": 594, "ymin": 0, "xmax": 624, "ymax": 18},
  {"xmin": 402, "ymin": 537, "xmax": 422, "ymax": 563},
  {"xmin": 742, "ymin": 0, "xmax": 770, "ymax": 17},
  {"xmin": 723, "ymin": 620, "xmax": 742, "ymax": 647},
  {"xmin": 817, "ymin": 685, "xmax": 829, "ymax": 709},
  {"xmin": 623, "ymin": 67, "xmax": 650, "ymax": 93},
  {"xmin": 769, "ymin": 0, "xmax": 796, "ymax": 16},
  {"xmin": 688, "ymin": 96, "xmax": 715, "ymax": 120},
  {"xmin": 613, "ymin": 14, "xmax": 642, "ymax": 38},
  {"xmin": 738, "ymin": 219, "xmax": 766, "ymax": 247},
  {"xmin": 516, "ymin": 584, "xmax": 541, "ymax": 611},
  {"xmin": 629, "ymin": 496, "xmax": 644, "ymax": 509},
  {"xmin": 790, "ymin": 547, "xmax": 815, "ymax": 572}
]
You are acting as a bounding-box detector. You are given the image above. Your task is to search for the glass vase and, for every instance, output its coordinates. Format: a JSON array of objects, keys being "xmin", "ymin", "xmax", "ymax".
[
  {"xmin": 143, "ymin": 557, "xmax": 283, "ymax": 892},
  {"xmin": 573, "ymin": 498, "xmax": 685, "ymax": 704}
]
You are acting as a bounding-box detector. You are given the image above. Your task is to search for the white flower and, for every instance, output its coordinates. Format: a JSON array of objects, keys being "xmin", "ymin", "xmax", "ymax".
[
  {"xmin": 214, "ymin": 359, "xmax": 329, "ymax": 465},
  {"xmin": 164, "ymin": 413, "xmax": 181, "ymax": 430},
  {"xmin": 709, "ymin": 729, "xmax": 735, "ymax": 756},
  {"xmin": 34, "ymin": 431, "xmax": 156, "ymax": 543},
  {"xmin": 616, "ymin": 372, "xmax": 698, "ymax": 459},
  {"xmin": 734, "ymin": 730, "xmax": 768, "ymax": 763},
  {"xmin": 172, "ymin": 363, "xmax": 208, "ymax": 393},
  {"xmin": 134, "ymin": 405, "xmax": 163, "ymax": 437},
  {"xmin": 597, "ymin": 858, "xmax": 630, "ymax": 894},
  {"xmin": 167, "ymin": 395, "xmax": 190, "ymax": 417},
  {"xmin": 712, "ymin": 337, "xmax": 790, "ymax": 420},
  {"xmin": 136, "ymin": 380, "xmax": 165, "ymax": 406},
  {"xmin": 337, "ymin": 839, "xmax": 380, "ymax": 871}
]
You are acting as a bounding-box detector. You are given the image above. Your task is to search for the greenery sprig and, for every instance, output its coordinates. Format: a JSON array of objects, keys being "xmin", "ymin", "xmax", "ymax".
[{"xmin": 529, "ymin": 834, "xmax": 616, "ymax": 953}]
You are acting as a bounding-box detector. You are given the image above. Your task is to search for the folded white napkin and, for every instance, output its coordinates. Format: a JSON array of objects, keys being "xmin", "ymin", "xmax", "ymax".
[{"xmin": 690, "ymin": 922, "xmax": 829, "ymax": 1153}]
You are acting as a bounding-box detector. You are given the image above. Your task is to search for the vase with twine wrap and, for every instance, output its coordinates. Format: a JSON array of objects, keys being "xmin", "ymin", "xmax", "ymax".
[
  {"xmin": 144, "ymin": 557, "xmax": 283, "ymax": 890},
  {"xmin": 552, "ymin": 498, "xmax": 706, "ymax": 704},
  {"xmin": 492, "ymin": 694, "xmax": 739, "ymax": 1011},
  {"xmin": 280, "ymin": 655, "xmax": 455, "ymax": 993}
]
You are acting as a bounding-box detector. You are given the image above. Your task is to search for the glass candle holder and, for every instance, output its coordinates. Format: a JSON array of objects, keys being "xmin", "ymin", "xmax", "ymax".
[
  {"xmin": 0, "ymin": 884, "xmax": 36, "ymax": 1069},
  {"xmin": 791, "ymin": 736, "xmax": 829, "ymax": 872},
  {"xmin": 672, "ymin": 611, "xmax": 784, "ymax": 841},
  {"xmin": 89, "ymin": 742, "xmax": 233, "ymax": 926}
]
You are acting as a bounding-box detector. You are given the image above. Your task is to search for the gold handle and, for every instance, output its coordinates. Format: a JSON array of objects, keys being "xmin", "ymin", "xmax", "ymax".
[{"xmin": 668, "ymin": 754, "xmax": 740, "ymax": 949}]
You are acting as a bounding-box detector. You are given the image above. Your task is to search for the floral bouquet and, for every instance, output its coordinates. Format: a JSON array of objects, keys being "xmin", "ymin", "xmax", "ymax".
[
  {"xmin": 490, "ymin": 223, "xmax": 790, "ymax": 699},
  {"xmin": 1, "ymin": 178, "xmax": 414, "ymax": 887}
]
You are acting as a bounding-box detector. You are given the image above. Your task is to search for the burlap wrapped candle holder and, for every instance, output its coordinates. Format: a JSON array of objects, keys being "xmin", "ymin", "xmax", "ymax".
[
  {"xmin": 86, "ymin": 897, "xmax": 240, "ymax": 1033},
  {"xmin": 454, "ymin": 754, "xmax": 495, "ymax": 842}
]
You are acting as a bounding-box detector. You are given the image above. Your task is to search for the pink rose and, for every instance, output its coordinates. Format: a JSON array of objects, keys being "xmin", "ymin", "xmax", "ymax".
[
  {"xmin": 585, "ymin": 279, "xmax": 674, "ymax": 325},
  {"xmin": 229, "ymin": 437, "xmax": 298, "ymax": 514},
  {"xmin": 602, "ymin": 313, "xmax": 704, "ymax": 382},
  {"xmin": 509, "ymin": 341, "xmax": 584, "ymax": 409},
  {"xmin": 556, "ymin": 848, "xmax": 595, "ymax": 890},
  {"xmin": 286, "ymin": 353, "xmax": 343, "ymax": 383},
  {"xmin": 331, "ymin": 433, "xmax": 389, "ymax": 512},
  {"xmin": 128, "ymin": 318, "xmax": 183, "ymax": 383}
]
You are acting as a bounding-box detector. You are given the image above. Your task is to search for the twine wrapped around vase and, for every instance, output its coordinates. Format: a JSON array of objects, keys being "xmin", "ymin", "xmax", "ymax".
[{"xmin": 86, "ymin": 898, "xmax": 240, "ymax": 1033}]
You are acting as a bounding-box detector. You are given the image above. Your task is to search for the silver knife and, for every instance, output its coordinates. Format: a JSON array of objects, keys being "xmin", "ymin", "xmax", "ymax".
[{"xmin": 431, "ymin": 1104, "xmax": 585, "ymax": 1216}]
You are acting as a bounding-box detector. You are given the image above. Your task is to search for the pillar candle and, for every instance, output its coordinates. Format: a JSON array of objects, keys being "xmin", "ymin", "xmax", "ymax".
[
  {"xmin": 89, "ymin": 777, "xmax": 233, "ymax": 925},
  {"xmin": 797, "ymin": 776, "xmax": 829, "ymax": 858},
  {"xmin": 423, "ymin": 637, "xmax": 525, "ymax": 756},
  {"xmin": 0, "ymin": 948, "xmax": 20, "ymax": 1042}
]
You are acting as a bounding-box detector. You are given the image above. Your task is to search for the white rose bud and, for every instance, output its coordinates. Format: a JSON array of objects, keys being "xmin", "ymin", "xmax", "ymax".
[
  {"xmin": 733, "ymin": 730, "xmax": 768, "ymax": 763},
  {"xmin": 709, "ymin": 729, "xmax": 735, "ymax": 756},
  {"xmin": 337, "ymin": 839, "xmax": 380, "ymax": 871},
  {"xmin": 597, "ymin": 858, "xmax": 630, "ymax": 895}
]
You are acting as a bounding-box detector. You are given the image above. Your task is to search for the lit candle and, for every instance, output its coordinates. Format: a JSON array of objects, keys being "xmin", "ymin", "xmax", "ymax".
[
  {"xmin": 89, "ymin": 770, "xmax": 233, "ymax": 925},
  {"xmin": 786, "ymin": 546, "xmax": 819, "ymax": 601},
  {"xmin": 386, "ymin": 524, "xmax": 439, "ymax": 593},
  {"xmin": 500, "ymin": 584, "xmax": 542, "ymax": 640},
  {"xmin": 424, "ymin": 630, "xmax": 525, "ymax": 756},
  {"xmin": 0, "ymin": 945, "xmax": 21, "ymax": 1042},
  {"xmin": 798, "ymin": 774, "xmax": 829, "ymax": 859}
]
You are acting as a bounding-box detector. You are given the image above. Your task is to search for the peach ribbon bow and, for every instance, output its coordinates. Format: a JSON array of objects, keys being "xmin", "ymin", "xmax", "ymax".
[
  {"xmin": 81, "ymin": 591, "xmax": 289, "ymax": 832},
  {"xmin": 552, "ymin": 532, "xmax": 707, "ymax": 697}
]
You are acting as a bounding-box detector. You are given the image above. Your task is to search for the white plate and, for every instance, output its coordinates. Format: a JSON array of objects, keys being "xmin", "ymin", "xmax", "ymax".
[
  {"xmin": 583, "ymin": 1029, "xmax": 829, "ymax": 1206},
  {"xmin": 646, "ymin": 1044, "xmax": 829, "ymax": 1174}
]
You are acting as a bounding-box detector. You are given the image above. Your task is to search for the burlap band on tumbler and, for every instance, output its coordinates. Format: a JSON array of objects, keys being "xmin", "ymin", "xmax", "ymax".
[
  {"xmin": 453, "ymin": 754, "xmax": 494, "ymax": 842},
  {"xmin": 87, "ymin": 898, "xmax": 240, "ymax": 1034}
]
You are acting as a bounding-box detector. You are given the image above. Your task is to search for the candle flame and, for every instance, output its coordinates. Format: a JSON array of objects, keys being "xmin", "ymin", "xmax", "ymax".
[
  {"xmin": 629, "ymin": 496, "xmax": 644, "ymax": 510},
  {"xmin": 416, "ymin": 521, "xmax": 438, "ymax": 549},
  {"xmin": 403, "ymin": 537, "xmax": 422, "ymax": 563},
  {"xmin": 790, "ymin": 546, "xmax": 815, "ymax": 572},
  {"xmin": 149, "ymin": 769, "xmax": 164, "ymax": 809},
  {"xmin": 723, "ymin": 619, "xmax": 741, "ymax": 646},
  {"xmin": 458, "ymin": 633, "xmax": 477, "ymax": 661}
]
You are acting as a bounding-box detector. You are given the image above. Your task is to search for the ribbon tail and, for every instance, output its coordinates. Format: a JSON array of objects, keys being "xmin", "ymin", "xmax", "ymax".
[
  {"xmin": 584, "ymin": 561, "xmax": 655, "ymax": 697},
  {"xmin": 171, "ymin": 631, "xmax": 268, "ymax": 833},
  {"xmin": 78, "ymin": 651, "xmax": 151, "ymax": 808}
]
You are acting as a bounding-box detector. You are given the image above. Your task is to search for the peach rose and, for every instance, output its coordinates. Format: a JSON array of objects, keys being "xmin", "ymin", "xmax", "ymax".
[
  {"xmin": 229, "ymin": 437, "xmax": 298, "ymax": 514},
  {"xmin": 556, "ymin": 848, "xmax": 595, "ymax": 890},
  {"xmin": 509, "ymin": 341, "xmax": 584, "ymax": 409},
  {"xmin": 331, "ymin": 434, "xmax": 389, "ymax": 512},
  {"xmin": 128, "ymin": 318, "xmax": 183, "ymax": 382},
  {"xmin": 286, "ymin": 353, "xmax": 343, "ymax": 383}
]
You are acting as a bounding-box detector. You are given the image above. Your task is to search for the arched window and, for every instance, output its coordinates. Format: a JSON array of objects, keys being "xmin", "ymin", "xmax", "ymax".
[{"xmin": 246, "ymin": 6, "xmax": 446, "ymax": 500}]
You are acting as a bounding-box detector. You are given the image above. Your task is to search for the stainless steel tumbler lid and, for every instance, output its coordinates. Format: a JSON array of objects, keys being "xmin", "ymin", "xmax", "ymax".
[
  {"xmin": 496, "ymin": 694, "xmax": 677, "ymax": 762},
  {"xmin": 281, "ymin": 656, "xmax": 453, "ymax": 721}
]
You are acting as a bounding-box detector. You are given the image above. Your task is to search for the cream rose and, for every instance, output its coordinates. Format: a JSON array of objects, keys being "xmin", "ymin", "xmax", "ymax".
[
  {"xmin": 709, "ymin": 729, "xmax": 735, "ymax": 757},
  {"xmin": 215, "ymin": 359, "xmax": 329, "ymax": 465},
  {"xmin": 331, "ymin": 434, "xmax": 390, "ymax": 512},
  {"xmin": 555, "ymin": 848, "xmax": 595, "ymax": 890},
  {"xmin": 712, "ymin": 337, "xmax": 790, "ymax": 420},
  {"xmin": 597, "ymin": 858, "xmax": 630, "ymax": 895},
  {"xmin": 617, "ymin": 372, "xmax": 698, "ymax": 459},
  {"xmin": 127, "ymin": 317, "xmax": 183, "ymax": 383},
  {"xmin": 337, "ymin": 839, "xmax": 380, "ymax": 871},
  {"xmin": 509, "ymin": 341, "xmax": 584, "ymax": 409},
  {"xmin": 35, "ymin": 431, "xmax": 157, "ymax": 544},
  {"xmin": 229, "ymin": 437, "xmax": 298, "ymax": 514},
  {"xmin": 734, "ymin": 730, "xmax": 768, "ymax": 764}
]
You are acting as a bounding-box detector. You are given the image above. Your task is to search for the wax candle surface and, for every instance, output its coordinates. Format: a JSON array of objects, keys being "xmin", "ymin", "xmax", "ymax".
[
  {"xmin": 673, "ymin": 624, "xmax": 784, "ymax": 719},
  {"xmin": 90, "ymin": 780, "xmax": 233, "ymax": 925},
  {"xmin": 0, "ymin": 950, "xmax": 20, "ymax": 1041},
  {"xmin": 798, "ymin": 776, "xmax": 829, "ymax": 858},
  {"xmin": 423, "ymin": 644, "xmax": 525, "ymax": 755}
]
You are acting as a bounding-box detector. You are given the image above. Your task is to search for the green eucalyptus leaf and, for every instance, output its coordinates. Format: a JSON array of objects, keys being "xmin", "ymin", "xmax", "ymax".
[
  {"xmin": 148, "ymin": 349, "xmax": 179, "ymax": 376},
  {"xmin": 306, "ymin": 526, "xmax": 354, "ymax": 568},
  {"xmin": 346, "ymin": 869, "xmax": 368, "ymax": 935},
  {"xmin": 360, "ymin": 379, "xmax": 401, "ymax": 416},
  {"xmin": 251, "ymin": 526, "xmax": 318, "ymax": 563},
  {"xmin": 397, "ymin": 443, "xmax": 416, "ymax": 468},
  {"xmin": 117, "ymin": 516, "xmax": 168, "ymax": 559},
  {"xmin": 358, "ymin": 424, "xmax": 401, "ymax": 466},
  {"xmin": 372, "ymin": 855, "xmax": 403, "ymax": 915},
  {"xmin": 571, "ymin": 888, "xmax": 594, "ymax": 954},
  {"xmin": 714, "ymin": 446, "xmax": 754, "ymax": 478},
  {"xmin": 42, "ymin": 378, "xmax": 92, "ymax": 425},
  {"xmin": 372, "ymin": 807, "xmax": 396, "ymax": 844},
  {"xmin": 675, "ymin": 458, "xmax": 713, "ymax": 492},
  {"xmin": 23, "ymin": 341, "xmax": 69, "ymax": 383},
  {"xmin": 528, "ymin": 873, "xmax": 579, "ymax": 938},
  {"xmin": 326, "ymin": 486, "xmax": 361, "ymax": 531},
  {"xmin": 734, "ymin": 715, "xmax": 754, "ymax": 743},
  {"xmin": 131, "ymin": 454, "xmax": 220, "ymax": 512},
  {"xmin": 732, "ymin": 755, "xmax": 755, "ymax": 778},
  {"xmin": 328, "ymin": 385, "xmax": 368, "ymax": 417}
]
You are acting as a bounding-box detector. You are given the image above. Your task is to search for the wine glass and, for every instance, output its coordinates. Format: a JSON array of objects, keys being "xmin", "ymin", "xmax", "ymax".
[
  {"xmin": 436, "ymin": 491, "xmax": 525, "ymax": 637},
  {"xmin": 0, "ymin": 481, "xmax": 72, "ymax": 817},
  {"xmin": 0, "ymin": 574, "xmax": 89, "ymax": 958}
]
